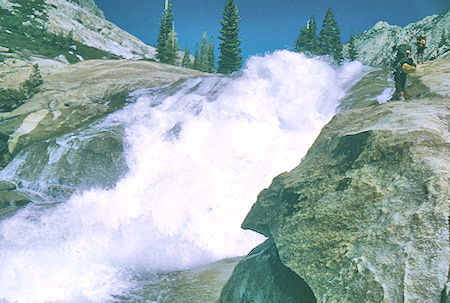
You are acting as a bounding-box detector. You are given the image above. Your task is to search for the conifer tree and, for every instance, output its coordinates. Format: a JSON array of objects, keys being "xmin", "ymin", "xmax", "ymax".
[
  {"xmin": 218, "ymin": 0, "xmax": 242, "ymax": 74},
  {"xmin": 156, "ymin": 1, "xmax": 179, "ymax": 64},
  {"xmin": 199, "ymin": 30, "xmax": 209, "ymax": 72},
  {"xmin": 294, "ymin": 26, "xmax": 309, "ymax": 53},
  {"xmin": 318, "ymin": 8, "xmax": 342, "ymax": 62},
  {"xmin": 207, "ymin": 37, "xmax": 215, "ymax": 73},
  {"xmin": 22, "ymin": 64, "xmax": 43, "ymax": 96},
  {"xmin": 347, "ymin": 29, "xmax": 357, "ymax": 61},
  {"xmin": 294, "ymin": 15, "xmax": 319, "ymax": 55},
  {"xmin": 193, "ymin": 43, "xmax": 200, "ymax": 70},
  {"xmin": 181, "ymin": 46, "xmax": 191, "ymax": 68}
]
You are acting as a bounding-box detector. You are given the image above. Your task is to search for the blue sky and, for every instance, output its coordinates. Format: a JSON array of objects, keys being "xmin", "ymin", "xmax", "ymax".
[{"xmin": 95, "ymin": 0, "xmax": 449, "ymax": 61}]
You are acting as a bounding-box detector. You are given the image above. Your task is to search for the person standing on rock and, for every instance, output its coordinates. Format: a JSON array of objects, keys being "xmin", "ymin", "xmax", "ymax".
[
  {"xmin": 414, "ymin": 34, "xmax": 427, "ymax": 64},
  {"xmin": 390, "ymin": 44, "xmax": 416, "ymax": 101}
]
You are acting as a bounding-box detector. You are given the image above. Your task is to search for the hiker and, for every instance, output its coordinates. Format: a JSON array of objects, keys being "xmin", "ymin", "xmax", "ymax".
[
  {"xmin": 391, "ymin": 44, "xmax": 416, "ymax": 101},
  {"xmin": 414, "ymin": 34, "xmax": 426, "ymax": 64}
]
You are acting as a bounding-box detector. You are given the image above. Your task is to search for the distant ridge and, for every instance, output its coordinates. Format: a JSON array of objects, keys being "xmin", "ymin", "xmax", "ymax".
[{"xmin": 343, "ymin": 9, "xmax": 449, "ymax": 66}]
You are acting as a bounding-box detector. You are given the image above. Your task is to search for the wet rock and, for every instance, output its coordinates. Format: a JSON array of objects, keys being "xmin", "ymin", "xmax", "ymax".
[
  {"xmin": 0, "ymin": 59, "xmax": 207, "ymax": 155},
  {"xmin": 0, "ymin": 190, "xmax": 31, "ymax": 207},
  {"xmin": 220, "ymin": 239, "xmax": 316, "ymax": 303},
  {"xmin": 134, "ymin": 258, "xmax": 240, "ymax": 303},
  {"xmin": 5, "ymin": 129, "xmax": 128, "ymax": 201},
  {"xmin": 0, "ymin": 180, "xmax": 16, "ymax": 191}
]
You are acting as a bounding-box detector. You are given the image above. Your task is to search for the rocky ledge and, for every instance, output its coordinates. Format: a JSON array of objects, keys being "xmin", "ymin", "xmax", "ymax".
[
  {"xmin": 0, "ymin": 59, "xmax": 206, "ymax": 213},
  {"xmin": 0, "ymin": 59, "xmax": 206, "ymax": 155},
  {"xmin": 221, "ymin": 59, "xmax": 449, "ymax": 302}
]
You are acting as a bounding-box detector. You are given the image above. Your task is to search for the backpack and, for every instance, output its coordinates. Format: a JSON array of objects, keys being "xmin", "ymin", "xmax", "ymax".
[
  {"xmin": 416, "ymin": 35, "xmax": 426, "ymax": 48},
  {"xmin": 402, "ymin": 62, "xmax": 416, "ymax": 74}
]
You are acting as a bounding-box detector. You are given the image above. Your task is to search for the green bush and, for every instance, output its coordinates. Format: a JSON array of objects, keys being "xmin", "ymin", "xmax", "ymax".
[
  {"xmin": 0, "ymin": 64, "xmax": 44, "ymax": 112},
  {"xmin": 0, "ymin": 88, "xmax": 27, "ymax": 112},
  {"xmin": 21, "ymin": 64, "xmax": 43, "ymax": 96}
]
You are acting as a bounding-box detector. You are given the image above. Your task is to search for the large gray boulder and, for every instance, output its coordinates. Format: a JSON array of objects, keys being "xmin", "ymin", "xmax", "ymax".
[{"xmin": 223, "ymin": 59, "xmax": 449, "ymax": 302}]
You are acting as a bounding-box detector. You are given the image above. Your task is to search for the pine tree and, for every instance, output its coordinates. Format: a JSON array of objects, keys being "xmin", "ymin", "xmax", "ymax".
[
  {"xmin": 218, "ymin": 0, "xmax": 242, "ymax": 74},
  {"xmin": 207, "ymin": 37, "xmax": 215, "ymax": 73},
  {"xmin": 156, "ymin": 1, "xmax": 179, "ymax": 64},
  {"xmin": 295, "ymin": 26, "xmax": 309, "ymax": 52},
  {"xmin": 22, "ymin": 64, "xmax": 43, "ymax": 96},
  {"xmin": 318, "ymin": 8, "xmax": 342, "ymax": 62},
  {"xmin": 294, "ymin": 15, "xmax": 319, "ymax": 55},
  {"xmin": 347, "ymin": 29, "xmax": 357, "ymax": 61},
  {"xmin": 181, "ymin": 46, "xmax": 191, "ymax": 68},
  {"xmin": 193, "ymin": 43, "xmax": 200, "ymax": 70},
  {"xmin": 199, "ymin": 30, "xmax": 209, "ymax": 72},
  {"xmin": 167, "ymin": 30, "xmax": 179, "ymax": 64}
]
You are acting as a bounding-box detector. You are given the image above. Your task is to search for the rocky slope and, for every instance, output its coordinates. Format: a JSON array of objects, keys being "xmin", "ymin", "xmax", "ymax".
[
  {"xmin": 0, "ymin": 0, "xmax": 155, "ymax": 66},
  {"xmin": 45, "ymin": 0, "xmax": 156, "ymax": 59},
  {"xmin": 220, "ymin": 59, "xmax": 450, "ymax": 302},
  {"xmin": 66, "ymin": 0, "xmax": 105, "ymax": 18},
  {"xmin": 343, "ymin": 10, "xmax": 449, "ymax": 67},
  {"xmin": 0, "ymin": 59, "xmax": 206, "ymax": 216},
  {"xmin": 0, "ymin": 0, "xmax": 206, "ymax": 216}
]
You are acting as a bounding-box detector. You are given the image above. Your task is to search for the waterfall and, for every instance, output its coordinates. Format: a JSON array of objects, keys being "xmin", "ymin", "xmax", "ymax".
[{"xmin": 0, "ymin": 50, "xmax": 364, "ymax": 303}]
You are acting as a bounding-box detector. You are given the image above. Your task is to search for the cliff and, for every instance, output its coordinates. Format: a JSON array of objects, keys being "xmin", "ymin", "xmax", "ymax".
[
  {"xmin": 220, "ymin": 60, "xmax": 450, "ymax": 302},
  {"xmin": 44, "ymin": 0, "xmax": 156, "ymax": 59},
  {"xmin": 343, "ymin": 10, "xmax": 449, "ymax": 67},
  {"xmin": 0, "ymin": 0, "xmax": 155, "ymax": 66}
]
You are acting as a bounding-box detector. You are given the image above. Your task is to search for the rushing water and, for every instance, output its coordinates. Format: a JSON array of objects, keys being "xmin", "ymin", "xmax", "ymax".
[{"xmin": 0, "ymin": 51, "xmax": 364, "ymax": 303}]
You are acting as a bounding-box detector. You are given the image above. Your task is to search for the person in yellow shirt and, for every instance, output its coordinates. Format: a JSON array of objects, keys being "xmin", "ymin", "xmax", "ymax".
[{"xmin": 414, "ymin": 34, "xmax": 427, "ymax": 64}]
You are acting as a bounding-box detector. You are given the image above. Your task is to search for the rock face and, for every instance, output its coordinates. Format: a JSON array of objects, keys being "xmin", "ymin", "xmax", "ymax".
[
  {"xmin": 0, "ymin": 59, "xmax": 206, "ymax": 154},
  {"xmin": 220, "ymin": 239, "xmax": 316, "ymax": 303},
  {"xmin": 0, "ymin": 59, "xmax": 206, "ymax": 212},
  {"xmin": 2, "ymin": 128, "xmax": 127, "ymax": 201},
  {"xmin": 66, "ymin": 0, "xmax": 105, "ymax": 18},
  {"xmin": 221, "ymin": 60, "xmax": 449, "ymax": 302},
  {"xmin": 343, "ymin": 10, "xmax": 449, "ymax": 67},
  {"xmin": 0, "ymin": 0, "xmax": 206, "ymax": 215},
  {"xmin": 0, "ymin": 0, "xmax": 156, "ymax": 67},
  {"xmin": 45, "ymin": 0, "xmax": 156, "ymax": 59}
]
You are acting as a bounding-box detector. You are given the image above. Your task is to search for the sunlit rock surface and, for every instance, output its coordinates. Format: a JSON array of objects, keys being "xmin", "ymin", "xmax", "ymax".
[
  {"xmin": 0, "ymin": 59, "xmax": 206, "ymax": 154},
  {"xmin": 222, "ymin": 60, "xmax": 449, "ymax": 302},
  {"xmin": 45, "ymin": 0, "xmax": 156, "ymax": 59},
  {"xmin": 343, "ymin": 10, "xmax": 449, "ymax": 67},
  {"xmin": 0, "ymin": 59, "xmax": 206, "ymax": 213}
]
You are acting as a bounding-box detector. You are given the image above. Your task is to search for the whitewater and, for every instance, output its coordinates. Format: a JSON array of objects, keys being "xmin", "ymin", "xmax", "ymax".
[{"xmin": 0, "ymin": 51, "xmax": 364, "ymax": 302}]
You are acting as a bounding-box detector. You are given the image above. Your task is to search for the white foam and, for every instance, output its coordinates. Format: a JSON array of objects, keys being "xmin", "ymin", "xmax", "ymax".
[
  {"xmin": 377, "ymin": 87, "xmax": 395, "ymax": 103},
  {"xmin": 0, "ymin": 50, "xmax": 364, "ymax": 302}
]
